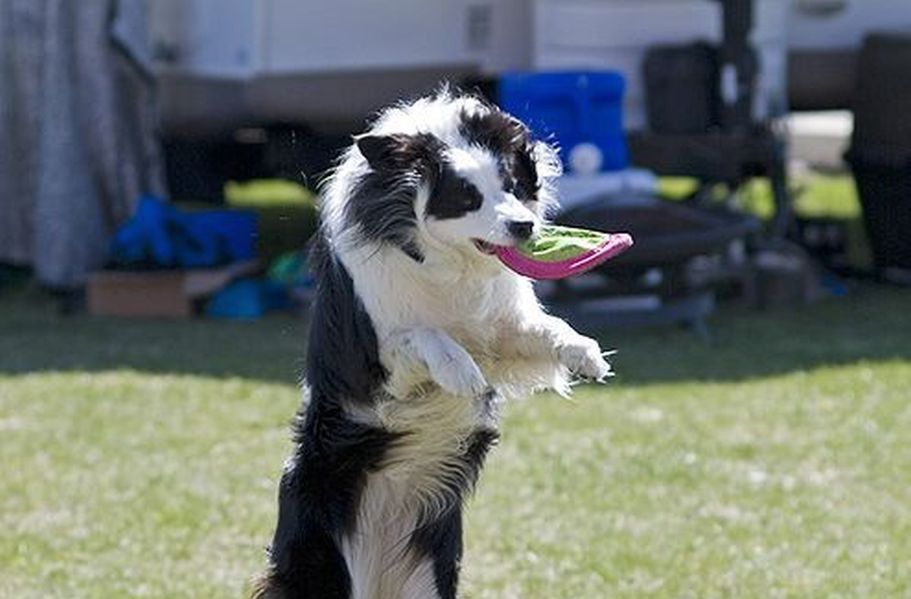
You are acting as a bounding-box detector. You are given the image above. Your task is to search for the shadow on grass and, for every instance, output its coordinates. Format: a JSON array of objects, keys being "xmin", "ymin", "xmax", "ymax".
[
  {"xmin": 1, "ymin": 284, "xmax": 908, "ymax": 386},
  {"xmin": 0, "ymin": 287, "xmax": 308, "ymax": 385}
]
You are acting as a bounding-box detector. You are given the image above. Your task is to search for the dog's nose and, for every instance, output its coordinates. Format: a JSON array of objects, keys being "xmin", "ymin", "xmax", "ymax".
[{"xmin": 507, "ymin": 220, "xmax": 535, "ymax": 241}]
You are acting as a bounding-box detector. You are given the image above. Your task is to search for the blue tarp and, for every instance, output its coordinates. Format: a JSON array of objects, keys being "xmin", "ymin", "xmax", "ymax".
[{"xmin": 109, "ymin": 195, "xmax": 257, "ymax": 269}]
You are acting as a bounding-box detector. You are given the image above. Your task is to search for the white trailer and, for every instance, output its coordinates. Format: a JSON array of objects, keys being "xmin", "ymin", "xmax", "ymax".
[{"xmin": 150, "ymin": 0, "xmax": 911, "ymax": 134}]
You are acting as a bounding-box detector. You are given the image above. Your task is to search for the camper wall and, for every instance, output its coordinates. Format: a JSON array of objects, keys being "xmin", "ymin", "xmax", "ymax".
[{"xmin": 532, "ymin": 0, "xmax": 790, "ymax": 129}]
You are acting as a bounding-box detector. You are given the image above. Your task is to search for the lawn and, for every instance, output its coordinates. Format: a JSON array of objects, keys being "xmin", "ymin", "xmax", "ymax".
[{"xmin": 1, "ymin": 284, "xmax": 910, "ymax": 598}]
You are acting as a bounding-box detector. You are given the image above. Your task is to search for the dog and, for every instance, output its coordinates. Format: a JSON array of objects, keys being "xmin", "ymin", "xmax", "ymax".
[{"xmin": 254, "ymin": 89, "xmax": 613, "ymax": 599}]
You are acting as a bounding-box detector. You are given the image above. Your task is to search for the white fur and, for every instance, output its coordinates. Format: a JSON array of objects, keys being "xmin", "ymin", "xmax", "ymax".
[
  {"xmin": 320, "ymin": 91, "xmax": 612, "ymax": 598},
  {"xmin": 426, "ymin": 145, "xmax": 541, "ymax": 247},
  {"xmin": 340, "ymin": 474, "xmax": 438, "ymax": 599}
]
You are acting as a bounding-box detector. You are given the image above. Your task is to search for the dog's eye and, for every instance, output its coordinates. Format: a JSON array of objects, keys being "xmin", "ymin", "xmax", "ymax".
[
  {"xmin": 518, "ymin": 186, "xmax": 538, "ymax": 203},
  {"xmin": 502, "ymin": 157, "xmax": 539, "ymax": 203},
  {"xmin": 510, "ymin": 179, "xmax": 538, "ymax": 203},
  {"xmin": 460, "ymin": 181, "xmax": 482, "ymax": 210}
]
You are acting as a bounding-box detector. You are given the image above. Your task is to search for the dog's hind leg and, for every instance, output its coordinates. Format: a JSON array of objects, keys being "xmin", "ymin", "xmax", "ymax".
[
  {"xmin": 258, "ymin": 400, "xmax": 401, "ymax": 599},
  {"xmin": 405, "ymin": 509, "xmax": 463, "ymax": 599},
  {"xmin": 254, "ymin": 468, "xmax": 353, "ymax": 599},
  {"xmin": 403, "ymin": 426, "xmax": 499, "ymax": 599}
]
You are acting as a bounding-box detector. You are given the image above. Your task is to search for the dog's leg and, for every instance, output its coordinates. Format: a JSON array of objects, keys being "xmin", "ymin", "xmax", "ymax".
[
  {"xmin": 403, "ymin": 426, "xmax": 498, "ymax": 599},
  {"xmin": 551, "ymin": 319, "xmax": 613, "ymax": 381},
  {"xmin": 509, "ymin": 315, "xmax": 612, "ymax": 381},
  {"xmin": 404, "ymin": 508, "xmax": 462, "ymax": 599},
  {"xmin": 384, "ymin": 327, "xmax": 490, "ymax": 397},
  {"xmin": 253, "ymin": 468, "xmax": 353, "ymax": 599},
  {"xmin": 257, "ymin": 400, "xmax": 401, "ymax": 599}
]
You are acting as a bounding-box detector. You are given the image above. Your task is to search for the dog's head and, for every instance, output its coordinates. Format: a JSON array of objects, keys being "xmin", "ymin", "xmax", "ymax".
[{"xmin": 332, "ymin": 92, "xmax": 561, "ymax": 268}]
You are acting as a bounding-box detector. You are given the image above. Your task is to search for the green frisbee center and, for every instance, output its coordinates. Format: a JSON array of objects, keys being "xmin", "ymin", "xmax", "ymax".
[{"xmin": 516, "ymin": 225, "xmax": 609, "ymax": 263}]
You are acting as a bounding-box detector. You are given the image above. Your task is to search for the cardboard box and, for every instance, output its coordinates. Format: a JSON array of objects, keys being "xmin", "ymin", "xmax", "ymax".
[{"xmin": 87, "ymin": 260, "xmax": 259, "ymax": 317}]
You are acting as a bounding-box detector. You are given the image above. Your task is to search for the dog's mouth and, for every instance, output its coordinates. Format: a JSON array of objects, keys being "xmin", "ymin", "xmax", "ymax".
[{"xmin": 472, "ymin": 239, "xmax": 503, "ymax": 255}]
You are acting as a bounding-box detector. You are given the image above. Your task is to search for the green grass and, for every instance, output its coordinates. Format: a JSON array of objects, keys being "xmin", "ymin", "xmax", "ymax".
[
  {"xmin": 2, "ymin": 285, "xmax": 910, "ymax": 598},
  {"xmin": 659, "ymin": 174, "xmax": 861, "ymax": 221},
  {"xmin": 660, "ymin": 173, "xmax": 874, "ymax": 269},
  {"xmin": 737, "ymin": 174, "xmax": 861, "ymax": 221}
]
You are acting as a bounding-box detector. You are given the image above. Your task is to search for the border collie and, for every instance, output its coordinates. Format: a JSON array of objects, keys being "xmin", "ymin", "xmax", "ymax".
[{"xmin": 254, "ymin": 90, "xmax": 612, "ymax": 599}]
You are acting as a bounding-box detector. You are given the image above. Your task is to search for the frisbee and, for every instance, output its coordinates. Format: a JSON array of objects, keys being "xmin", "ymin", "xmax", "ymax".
[{"xmin": 496, "ymin": 225, "xmax": 633, "ymax": 280}]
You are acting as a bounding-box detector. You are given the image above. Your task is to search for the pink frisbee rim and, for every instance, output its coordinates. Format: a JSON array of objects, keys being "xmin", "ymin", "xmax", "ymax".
[{"xmin": 496, "ymin": 232, "xmax": 634, "ymax": 280}]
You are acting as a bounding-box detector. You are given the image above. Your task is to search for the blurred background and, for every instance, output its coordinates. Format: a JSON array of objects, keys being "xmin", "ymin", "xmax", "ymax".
[{"xmin": 1, "ymin": 1, "xmax": 910, "ymax": 597}]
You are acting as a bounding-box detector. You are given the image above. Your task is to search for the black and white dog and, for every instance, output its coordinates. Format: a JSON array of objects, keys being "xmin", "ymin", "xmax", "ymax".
[{"xmin": 255, "ymin": 90, "xmax": 612, "ymax": 599}]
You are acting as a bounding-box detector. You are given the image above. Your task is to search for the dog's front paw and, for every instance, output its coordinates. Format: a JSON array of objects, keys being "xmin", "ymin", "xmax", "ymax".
[
  {"xmin": 558, "ymin": 336, "xmax": 613, "ymax": 381},
  {"xmin": 424, "ymin": 336, "xmax": 489, "ymax": 397}
]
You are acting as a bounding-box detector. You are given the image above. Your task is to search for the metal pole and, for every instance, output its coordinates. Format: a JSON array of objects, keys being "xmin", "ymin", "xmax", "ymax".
[{"xmin": 716, "ymin": 0, "xmax": 757, "ymax": 131}]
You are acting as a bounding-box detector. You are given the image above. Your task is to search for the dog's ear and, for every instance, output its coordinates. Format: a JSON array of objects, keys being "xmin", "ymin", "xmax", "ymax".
[
  {"xmin": 355, "ymin": 133, "xmax": 440, "ymax": 173},
  {"xmin": 356, "ymin": 135, "xmax": 399, "ymax": 170}
]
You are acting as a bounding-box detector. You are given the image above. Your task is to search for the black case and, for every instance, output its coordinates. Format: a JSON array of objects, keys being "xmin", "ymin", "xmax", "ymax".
[
  {"xmin": 644, "ymin": 42, "xmax": 720, "ymax": 134},
  {"xmin": 846, "ymin": 32, "xmax": 911, "ymax": 271}
]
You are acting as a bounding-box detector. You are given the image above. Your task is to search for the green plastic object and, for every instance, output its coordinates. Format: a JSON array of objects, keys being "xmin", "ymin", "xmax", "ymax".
[{"xmin": 517, "ymin": 226, "xmax": 612, "ymax": 262}]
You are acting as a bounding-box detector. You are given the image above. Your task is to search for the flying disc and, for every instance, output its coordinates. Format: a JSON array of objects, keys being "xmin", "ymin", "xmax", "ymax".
[{"xmin": 496, "ymin": 225, "xmax": 633, "ymax": 280}]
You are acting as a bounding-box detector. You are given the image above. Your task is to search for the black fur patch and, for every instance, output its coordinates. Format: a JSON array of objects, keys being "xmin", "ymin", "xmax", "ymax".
[
  {"xmin": 305, "ymin": 233, "xmax": 387, "ymax": 401},
  {"xmin": 261, "ymin": 504, "xmax": 351, "ymax": 598},
  {"xmin": 460, "ymin": 427, "xmax": 500, "ymax": 492},
  {"xmin": 288, "ymin": 402, "xmax": 401, "ymax": 533},
  {"xmin": 347, "ymin": 133, "xmax": 445, "ymax": 261},
  {"xmin": 261, "ymin": 233, "xmax": 400, "ymax": 597},
  {"xmin": 459, "ymin": 108, "xmax": 541, "ymax": 203},
  {"xmin": 424, "ymin": 164, "xmax": 484, "ymax": 220},
  {"xmin": 410, "ymin": 509, "xmax": 463, "ymax": 599}
]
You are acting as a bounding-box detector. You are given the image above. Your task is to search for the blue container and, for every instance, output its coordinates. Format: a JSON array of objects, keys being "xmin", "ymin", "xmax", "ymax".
[
  {"xmin": 206, "ymin": 278, "xmax": 289, "ymax": 319},
  {"xmin": 499, "ymin": 71, "xmax": 628, "ymax": 173}
]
